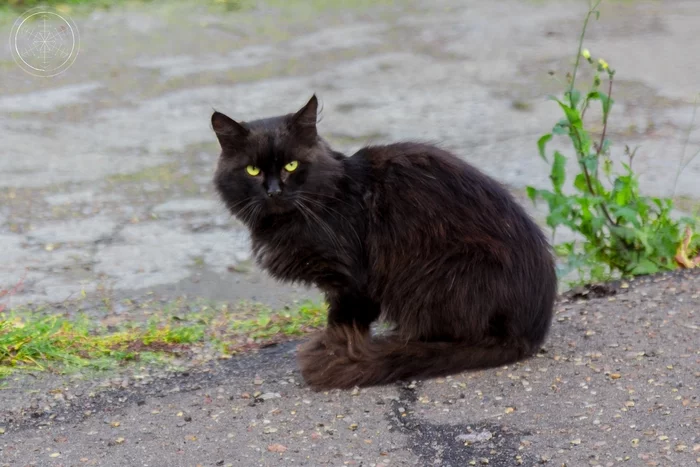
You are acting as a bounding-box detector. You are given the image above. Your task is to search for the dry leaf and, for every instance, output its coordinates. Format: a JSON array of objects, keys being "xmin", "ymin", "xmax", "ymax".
[{"xmin": 675, "ymin": 226, "xmax": 700, "ymax": 268}]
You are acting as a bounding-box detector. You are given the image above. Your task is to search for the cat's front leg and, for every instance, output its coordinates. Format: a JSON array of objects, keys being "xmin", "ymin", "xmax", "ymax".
[{"xmin": 326, "ymin": 291, "xmax": 381, "ymax": 333}]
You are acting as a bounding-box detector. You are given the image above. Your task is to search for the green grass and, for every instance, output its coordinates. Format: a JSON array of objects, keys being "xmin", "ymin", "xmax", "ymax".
[
  {"xmin": 228, "ymin": 301, "xmax": 326, "ymax": 341},
  {"xmin": 0, "ymin": 299, "xmax": 327, "ymax": 378}
]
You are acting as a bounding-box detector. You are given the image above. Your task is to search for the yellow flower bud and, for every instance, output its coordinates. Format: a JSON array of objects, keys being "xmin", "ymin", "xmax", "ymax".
[
  {"xmin": 598, "ymin": 58, "xmax": 609, "ymax": 70},
  {"xmin": 581, "ymin": 49, "xmax": 591, "ymax": 60}
]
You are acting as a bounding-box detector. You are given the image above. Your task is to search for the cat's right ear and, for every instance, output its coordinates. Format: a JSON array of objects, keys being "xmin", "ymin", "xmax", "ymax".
[{"xmin": 211, "ymin": 111, "xmax": 249, "ymax": 150}]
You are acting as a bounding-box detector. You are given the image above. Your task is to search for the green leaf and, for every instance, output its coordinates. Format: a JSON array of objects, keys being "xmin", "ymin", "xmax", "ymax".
[
  {"xmin": 630, "ymin": 258, "xmax": 660, "ymax": 276},
  {"xmin": 550, "ymin": 151, "xmax": 567, "ymax": 194},
  {"xmin": 613, "ymin": 177, "xmax": 633, "ymax": 205},
  {"xmin": 558, "ymin": 101, "xmax": 582, "ymax": 128},
  {"xmin": 526, "ymin": 186, "xmax": 538, "ymax": 202},
  {"xmin": 554, "ymin": 242, "xmax": 574, "ymax": 257},
  {"xmin": 586, "ymin": 90, "xmax": 614, "ymax": 121},
  {"xmin": 580, "ymin": 154, "xmax": 598, "ymax": 173},
  {"xmin": 598, "ymin": 92, "xmax": 613, "ymax": 119},
  {"xmin": 568, "ymin": 89, "xmax": 581, "ymax": 109},
  {"xmin": 537, "ymin": 134, "xmax": 552, "ymax": 162},
  {"xmin": 573, "ymin": 173, "xmax": 588, "ymax": 193},
  {"xmin": 552, "ymin": 119, "xmax": 569, "ymax": 135},
  {"xmin": 610, "ymin": 206, "xmax": 640, "ymax": 227},
  {"xmin": 591, "ymin": 214, "xmax": 605, "ymax": 233}
]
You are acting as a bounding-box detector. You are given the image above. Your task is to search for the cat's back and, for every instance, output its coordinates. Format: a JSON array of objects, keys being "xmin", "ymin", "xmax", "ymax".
[
  {"xmin": 355, "ymin": 142, "xmax": 497, "ymax": 191},
  {"xmin": 353, "ymin": 142, "xmax": 515, "ymax": 217},
  {"xmin": 351, "ymin": 141, "xmax": 548, "ymax": 252},
  {"xmin": 353, "ymin": 142, "xmax": 456, "ymax": 172}
]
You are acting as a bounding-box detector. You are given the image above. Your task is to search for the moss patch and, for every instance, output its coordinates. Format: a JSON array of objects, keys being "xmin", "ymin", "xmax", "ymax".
[{"xmin": 0, "ymin": 299, "xmax": 327, "ymax": 377}]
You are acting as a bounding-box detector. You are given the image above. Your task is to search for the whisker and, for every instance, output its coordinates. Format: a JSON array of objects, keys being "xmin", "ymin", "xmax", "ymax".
[
  {"xmin": 296, "ymin": 191, "xmax": 355, "ymax": 207},
  {"xmin": 294, "ymin": 200, "xmax": 341, "ymax": 251},
  {"xmin": 237, "ymin": 200, "xmax": 261, "ymax": 226},
  {"xmin": 295, "ymin": 194, "xmax": 362, "ymax": 246},
  {"xmin": 226, "ymin": 197, "xmax": 254, "ymax": 212},
  {"xmin": 296, "ymin": 200, "xmax": 346, "ymax": 253}
]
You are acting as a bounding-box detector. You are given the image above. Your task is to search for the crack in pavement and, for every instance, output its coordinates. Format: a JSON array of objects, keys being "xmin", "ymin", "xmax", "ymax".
[{"xmin": 388, "ymin": 382, "xmax": 535, "ymax": 466}]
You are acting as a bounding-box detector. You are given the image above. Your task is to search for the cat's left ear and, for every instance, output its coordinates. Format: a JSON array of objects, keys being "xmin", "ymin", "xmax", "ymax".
[{"xmin": 289, "ymin": 94, "xmax": 318, "ymax": 142}]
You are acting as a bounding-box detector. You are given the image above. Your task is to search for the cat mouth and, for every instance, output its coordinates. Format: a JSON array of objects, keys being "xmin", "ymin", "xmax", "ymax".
[{"xmin": 265, "ymin": 197, "xmax": 295, "ymax": 213}]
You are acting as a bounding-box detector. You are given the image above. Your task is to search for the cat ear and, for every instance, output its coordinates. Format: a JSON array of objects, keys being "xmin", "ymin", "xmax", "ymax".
[
  {"xmin": 289, "ymin": 94, "xmax": 318, "ymax": 141},
  {"xmin": 211, "ymin": 111, "xmax": 249, "ymax": 149}
]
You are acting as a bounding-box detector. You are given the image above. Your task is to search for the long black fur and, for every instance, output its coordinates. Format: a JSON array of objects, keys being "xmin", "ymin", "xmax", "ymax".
[{"xmin": 212, "ymin": 95, "xmax": 557, "ymax": 390}]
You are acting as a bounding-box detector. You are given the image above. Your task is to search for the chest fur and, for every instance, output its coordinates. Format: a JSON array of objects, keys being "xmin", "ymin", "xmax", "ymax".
[{"xmin": 251, "ymin": 228, "xmax": 355, "ymax": 290}]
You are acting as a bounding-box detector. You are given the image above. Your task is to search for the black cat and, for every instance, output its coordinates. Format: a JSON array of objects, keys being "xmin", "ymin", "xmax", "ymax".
[{"xmin": 212, "ymin": 95, "xmax": 556, "ymax": 390}]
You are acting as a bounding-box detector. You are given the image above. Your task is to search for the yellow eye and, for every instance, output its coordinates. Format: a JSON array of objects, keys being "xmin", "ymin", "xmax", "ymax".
[
  {"xmin": 284, "ymin": 161, "xmax": 299, "ymax": 172},
  {"xmin": 246, "ymin": 165, "xmax": 260, "ymax": 176}
]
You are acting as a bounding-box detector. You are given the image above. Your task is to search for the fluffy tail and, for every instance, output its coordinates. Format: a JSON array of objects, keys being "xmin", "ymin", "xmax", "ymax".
[{"xmin": 297, "ymin": 325, "xmax": 540, "ymax": 390}]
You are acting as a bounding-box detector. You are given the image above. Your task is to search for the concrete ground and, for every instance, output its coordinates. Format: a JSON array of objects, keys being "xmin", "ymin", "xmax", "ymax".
[
  {"xmin": 0, "ymin": 0, "xmax": 699, "ymax": 465},
  {"xmin": 0, "ymin": 272, "xmax": 698, "ymax": 466}
]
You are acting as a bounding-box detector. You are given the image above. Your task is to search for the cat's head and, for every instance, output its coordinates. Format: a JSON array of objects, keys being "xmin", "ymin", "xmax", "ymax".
[{"xmin": 212, "ymin": 95, "xmax": 342, "ymax": 224}]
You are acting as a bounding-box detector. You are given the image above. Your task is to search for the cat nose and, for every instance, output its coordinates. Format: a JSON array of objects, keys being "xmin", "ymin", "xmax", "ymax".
[{"xmin": 266, "ymin": 179, "xmax": 282, "ymax": 197}]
